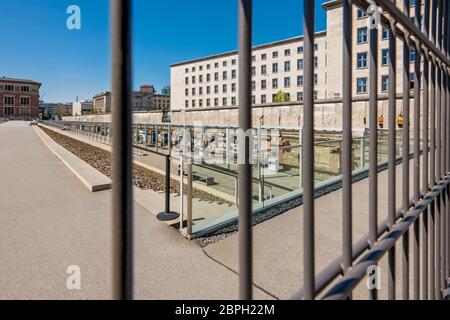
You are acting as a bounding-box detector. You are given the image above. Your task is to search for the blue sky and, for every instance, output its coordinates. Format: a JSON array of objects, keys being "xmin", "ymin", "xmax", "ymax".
[{"xmin": 0, "ymin": 0, "xmax": 328, "ymax": 103}]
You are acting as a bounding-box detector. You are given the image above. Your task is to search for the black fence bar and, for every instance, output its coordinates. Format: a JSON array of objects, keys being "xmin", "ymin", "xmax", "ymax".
[
  {"xmin": 111, "ymin": 0, "xmax": 133, "ymax": 300},
  {"xmin": 368, "ymin": 1, "xmax": 378, "ymax": 300},
  {"xmin": 341, "ymin": 0, "xmax": 353, "ymax": 290},
  {"xmin": 302, "ymin": 0, "xmax": 315, "ymax": 300},
  {"xmin": 387, "ymin": 15, "xmax": 397, "ymax": 300},
  {"xmin": 237, "ymin": 0, "xmax": 253, "ymax": 300},
  {"xmin": 402, "ymin": 0, "xmax": 411, "ymax": 300}
]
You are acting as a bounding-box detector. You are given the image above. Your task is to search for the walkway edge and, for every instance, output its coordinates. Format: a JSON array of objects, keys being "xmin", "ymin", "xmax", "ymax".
[{"xmin": 33, "ymin": 126, "xmax": 112, "ymax": 192}]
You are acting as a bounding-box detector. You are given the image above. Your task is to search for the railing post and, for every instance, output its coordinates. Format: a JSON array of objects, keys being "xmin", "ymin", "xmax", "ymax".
[
  {"xmin": 156, "ymin": 155, "xmax": 179, "ymax": 221},
  {"xmin": 237, "ymin": 0, "xmax": 253, "ymax": 300},
  {"xmin": 111, "ymin": 0, "xmax": 133, "ymax": 300}
]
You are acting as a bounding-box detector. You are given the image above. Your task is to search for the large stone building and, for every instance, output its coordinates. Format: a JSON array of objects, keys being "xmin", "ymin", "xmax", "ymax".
[
  {"xmin": 72, "ymin": 100, "xmax": 93, "ymax": 116},
  {"xmin": 170, "ymin": 0, "xmax": 419, "ymax": 112},
  {"xmin": 93, "ymin": 85, "xmax": 170, "ymax": 114},
  {"xmin": 0, "ymin": 77, "xmax": 41, "ymax": 118}
]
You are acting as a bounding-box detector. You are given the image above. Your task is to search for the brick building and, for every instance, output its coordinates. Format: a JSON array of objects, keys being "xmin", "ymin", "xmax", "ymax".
[{"xmin": 0, "ymin": 77, "xmax": 41, "ymax": 119}]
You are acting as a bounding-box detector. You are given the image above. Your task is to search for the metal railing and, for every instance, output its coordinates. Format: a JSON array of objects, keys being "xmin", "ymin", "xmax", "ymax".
[{"xmin": 105, "ymin": 0, "xmax": 450, "ymax": 300}]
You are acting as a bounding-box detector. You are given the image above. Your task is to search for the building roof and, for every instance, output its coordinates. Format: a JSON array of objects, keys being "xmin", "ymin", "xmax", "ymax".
[
  {"xmin": 0, "ymin": 76, "xmax": 41, "ymax": 86},
  {"xmin": 170, "ymin": 30, "xmax": 327, "ymax": 68},
  {"xmin": 322, "ymin": 0, "xmax": 342, "ymax": 9}
]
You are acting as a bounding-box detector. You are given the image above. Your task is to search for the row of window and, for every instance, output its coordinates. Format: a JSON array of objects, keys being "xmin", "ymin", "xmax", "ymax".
[
  {"xmin": 3, "ymin": 97, "xmax": 30, "ymax": 105},
  {"xmin": 356, "ymin": 72, "xmax": 419, "ymax": 94},
  {"xmin": 184, "ymin": 45, "xmax": 320, "ymax": 74},
  {"xmin": 184, "ymin": 58, "xmax": 319, "ymax": 85},
  {"xmin": 2, "ymin": 85, "xmax": 30, "ymax": 92},
  {"xmin": 185, "ymin": 75, "xmax": 319, "ymax": 97},
  {"xmin": 184, "ymin": 91, "xmax": 319, "ymax": 108},
  {"xmin": 356, "ymin": 48, "xmax": 418, "ymax": 69},
  {"xmin": 357, "ymin": 26, "xmax": 390, "ymax": 44}
]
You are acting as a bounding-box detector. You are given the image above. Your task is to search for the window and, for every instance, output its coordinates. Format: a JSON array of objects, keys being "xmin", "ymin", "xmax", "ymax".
[
  {"xmin": 313, "ymin": 74, "xmax": 318, "ymax": 85},
  {"xmin": 206, "ymin": 98, "xmax": 211, "ymax": 107},
  {"xmin": 261, "ymin": 80, "xmax": 267, "ymax": 90},
  {"xmin": 357, "ymin": 52, "xmax": 368, "ymax": 68},
  {"xmin": 4, "ymin": 84, "xmax": 14, "ymax": 91},
  {"xmin": 297, "ymin": 92, "xmax": 303, "ymax": 102},
  {"xmin": 261, "ymin": 65, "xmax": 267, "ymax": 75},
  {"xmin": 223, "ymin": 98, "xmax": 227, "ymax": 106},
  {"xmin": 381, "ymin": 75, "xmax": 389, "ymax": 92},
  {"xmin": 192, "ymin": 88, "xmax": 196, "ymax": 96},
  {"xmin": 284, "ymin": 61, "xmax": 291, "ymax": 72},
  {"xmin": 231, "ymin": 83, "xmax": 236, "ymax": 92},
  {"xmin": 214, "ymin": 62, "xmax": 219, "ymax": 68},
  {"xmin": 314, "ymin": 43, "xmax": 318, "ymax": 51},
  {"xmin": 314, "ymin": 91, "xmax": 318, "ymax": 100},
  {"xmin": 232, "ymin": 97, "xmax": 237, "ymax": 106},
  {"xmin": 223, "ymin": 61, "xmax": 227, "ymax": 67},
  {"xmin": 410, "ymin": 48, "xmax": 416, "ymax": 62},
  {"xmin": 272, "ymin": 78, "xmax": 278, "ymax": 89},
  {"xmin": 207, "ymin": 64, "xmax": 211, "ymax": 70},
  {"xmin": 207, "ymin": 74, "xmax": 211, "ymax": 82},
  {"xmin": 192, "ymin": 66, "xmax": 196, "ymax": 72},
  {"xmin": 223, "ymin": 71, "xmax": 227, "ymax": 80},
  {"xmin": 382, "ymin": 27, "xmax": 389, "ymax": 40},
  {"xmin": 214, "ymin": 85, "xmax": 219, "ymax": 94},
  {"xmin": 223, "ymin": 84, "xmax": 227, "ymax": 93},
  {"xmin": 252, "ymin": 96, "xmax": 256, "ymax": 105},
  {"xmin": 192, "ymin": 100, "xmax": 196, "ymax": 107},
  {"xmin": 192, "ymin": 76, "xmax": 196, "ymax": 84},
  {"xmin": 199, "ymin": 66, "xmax": 203, "ymax": 71},
  {"xmin": 297, "ymin": 46, "xmax": 304, "ymax": 54},
  {"xmin": 314, "ymin": 57, "xmax": 319, "ymax": 68},
  {"xmin": 297, "ymin": 59, "xmax": 304, "ymax": 70},
  {"xmin": 410, "ymin": 72, "xmax": 414, "ymax": 90},
  {"xmin": 297, "ymin": 75, "xmax": 303, "ymax": 87},
  {"xmin": 199, "ymin": 99, "xmax": 203, "ymax": 107},
  {"xmin": 21, "ymin": 86, "xmax": 30, "ymax": 92},
  {"xmin": 284, "ymin": 77, "xmax": 290, "ymax": 88},
  {"xmin": 214, "ymin": 98, "xmax": 219, "ymax": 107},
  {"xmin": 251, "ymin": 81, "xmax": 255, "ymax": 91},
  {"xmin": 261, "ymin": 95, "xmax": 266, "ymax": 104},
  {"xmin": 214, "ymin": 72, "xmax": 219, "ymax": 81},
  {"xmin": 185, "ymin": 88, "xmax": 189, "ymax": 96},
  {"xmin": 185, "ymin": 77, "xmax": 189, "ymax": 85},
  {"xmin": 252, "ymin": 66, "xmax": 256, "ymax": 76},
  {"xmin": 185, "ymin": 100, "xmax": 189, "ymax": 108},
  {"xmin": 232, "ymin": 69, "xmax": 237, "ymax": 79},
  {"xmin": 185, "ymin": 68, "xmax": 189, "ymax": 73},
  {"xmin": 199, "ymin": 75, "xmax": 203, "ymax": 83},
  {"xmin": 206, "ymin": 86, "xmax": 211, "ymax": 94},
  {"xmin": 199, "ymin": 87, "xmax": 203, "ymax": 95},
  {"xmin": 357, "ymin": 9, "xmax": 367, "ymax": 19},
  {"xmin": 272, "ymin": 63, "xmax": 278, "ymax": 73},
  {"xmin": 357, "ymin": 27, "xmax": 368, "ymax": 44},
  {"xmin": 252, "ymin": 55, "xmax": 256, "ymax": 62},
  {"xmin": 285, "ymin": 49, "xmax": 291, "ymax": 56},
  {"xmin": 4, "ymin": 96, "xmax": 14, "ymax": 105},
  {"xmin": 357, "ymin": 77, "xmax": 368, "ymax": 93},
  {"xmin": 381, "ymin": 49, "xmax": 389, "ymax": 66},
  {"xmin": 261, "ymin": 53, "xmax": 267, "ymax": 60},
  {"xmin": 272, "ymin": 51, "xmax": 278, "ymax": 58},
  {"xmin": 231, "ymin": 59, "xmax": 236, "ymax": 66}
]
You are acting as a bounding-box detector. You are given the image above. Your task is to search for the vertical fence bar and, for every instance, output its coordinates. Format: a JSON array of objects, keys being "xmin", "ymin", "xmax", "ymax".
[
  {"xmin": 422, "ymin": 0, "xmax": 430, "ymax": 299},
  {"xmin": 111, "ymin": 0, "xmax": 133, "ymax": 300},
  {"xmin": 237, "ymin": 0, "xmax": 253, "ymax": 300},
  {"xmin": 388, "ymin": 17, "xmax": 397, "ymax": 300},
  {"xmin": 402, "ymin": 0, "xmax": 411, "ymax": 301},
  {"xmin": 342, "ymin": 0, "xmax": 353, "ymax": 291},
  {"xmin": 303, "ymin": 0, "xmax": 315, "ymax": 300},
  {"xmin": 368, "ymin": 0, "xmax": 378, "ymax": 300},
  {"xmin": 446, "ymin": 0, "xmax": 450, "ymax": 281},
  {"xmin": 412, "ymin": 0, "xmax": 422, "ymax": 300}
]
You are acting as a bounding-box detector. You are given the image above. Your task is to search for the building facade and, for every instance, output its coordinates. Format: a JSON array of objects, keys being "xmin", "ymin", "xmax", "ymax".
[
  {"xmin": 170, "ymin": 0, "xmax": 420, "ymax": 111},
  {"xmin": 0, "ymin": 77, "xmax": 41, "ymax": 118},
  {"xmin": 93, "ymin": 85, "xmax": 170, "ymax": 114},
  {"xmin": 72, "ymin": 100, "xmax": 94, "ymax": 116}
]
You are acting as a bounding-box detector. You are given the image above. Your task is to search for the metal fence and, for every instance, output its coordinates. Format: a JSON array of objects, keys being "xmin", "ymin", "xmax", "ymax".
[{"xmin": 109, "ymin": 0, "xmax": 450, "ymax": 300}]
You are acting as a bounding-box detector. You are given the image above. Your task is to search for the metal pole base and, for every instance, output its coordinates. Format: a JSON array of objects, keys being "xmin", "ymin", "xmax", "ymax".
[{"xmin": 156, "ymin": 211, "xmax": 180, "ymax": 221}]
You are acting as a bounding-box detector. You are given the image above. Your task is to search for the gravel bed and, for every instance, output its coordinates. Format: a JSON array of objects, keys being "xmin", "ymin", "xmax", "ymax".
[{"xmin": 41, "ymin": 127, "xmax": 232, "ymax": 205}]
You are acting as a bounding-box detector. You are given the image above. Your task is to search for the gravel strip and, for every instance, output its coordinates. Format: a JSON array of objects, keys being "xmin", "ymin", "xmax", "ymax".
[{"xmin": 40, "ymin": 127, "xmax": 233, "ymax": 206}]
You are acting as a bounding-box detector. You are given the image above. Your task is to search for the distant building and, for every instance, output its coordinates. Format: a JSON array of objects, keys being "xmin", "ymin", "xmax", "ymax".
[
  {"xmin": 161, "ymin": 85, "xmax": 171, "ymax": 96},
  {"xmin": 55, "ymin": 103, "xmax": 73, "ymax": 117},
  {"xmin": 93, "ymin": 85, "xmax": 170, "ymax": 114},
  {"xmin": 72, "ymin": 100, "xmax": 93, "ymax": 116},
  {"xmin": 0, "ymin": 77, "xmax": 41, "ymax": 118}
]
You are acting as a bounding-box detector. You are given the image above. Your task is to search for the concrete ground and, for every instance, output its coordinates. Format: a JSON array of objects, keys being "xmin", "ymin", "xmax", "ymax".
[{"xmin": 0, "ymin": 121, "xmax": 272, "ymax": 300}]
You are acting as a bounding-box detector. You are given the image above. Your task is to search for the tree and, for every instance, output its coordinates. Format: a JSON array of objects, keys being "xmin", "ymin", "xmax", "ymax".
[{"xmin": 273, "ymin": 90, "xmax": 290, "ymax": 103}]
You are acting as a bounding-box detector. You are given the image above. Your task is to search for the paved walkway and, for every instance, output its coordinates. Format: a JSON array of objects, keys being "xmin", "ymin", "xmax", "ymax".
[{"xmin": 0, "ymin": 121, "xmax": 272, "ymax": 299}]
